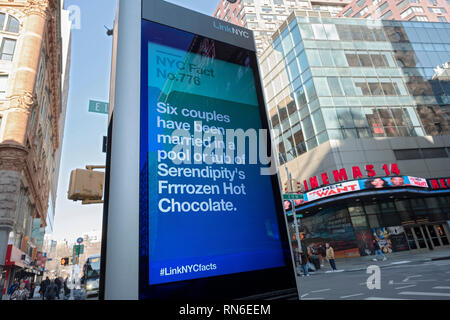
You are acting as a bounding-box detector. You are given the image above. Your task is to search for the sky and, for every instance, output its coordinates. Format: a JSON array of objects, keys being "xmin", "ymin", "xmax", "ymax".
[{"xmin": 52, "ymin": 0, "xmax": 220, "ymax": 242}]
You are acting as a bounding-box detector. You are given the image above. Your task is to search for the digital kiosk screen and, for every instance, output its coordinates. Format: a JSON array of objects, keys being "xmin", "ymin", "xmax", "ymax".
[{"xmin": 140, "ymin": 19, "xmax": 289, "ymax": 297}]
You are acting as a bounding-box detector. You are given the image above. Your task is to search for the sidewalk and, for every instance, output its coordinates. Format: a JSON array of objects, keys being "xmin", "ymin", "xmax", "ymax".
[{"xmin": 305, "ymin": 246, "xmax": 450, "ymax": 275}]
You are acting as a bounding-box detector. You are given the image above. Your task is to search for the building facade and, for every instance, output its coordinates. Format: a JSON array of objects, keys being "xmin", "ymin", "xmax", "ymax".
[
  {"xmin": 338, "ymin": 0, "xmax": 450, "ymax": 22},
  {"xmin": 260, "ymin": 11, "xmax": 450, "ymax": 258},
  {"xmin": 213, "ymin": 0, "xmax": 352, "ymax": 54},
  {"xmin": 0, "ymin": 0, "xmax": 70, "ymax": 297}
]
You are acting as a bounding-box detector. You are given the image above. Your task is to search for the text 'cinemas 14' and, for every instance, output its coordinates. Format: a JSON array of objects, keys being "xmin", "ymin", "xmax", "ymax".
[{"xmin": 303, "ymin": 163, "xmax": 400, "ymax": 191}]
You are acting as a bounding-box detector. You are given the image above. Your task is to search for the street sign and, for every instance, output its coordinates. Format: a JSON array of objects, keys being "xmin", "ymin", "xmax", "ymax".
[
  {"xmin": 283, "ymin": 194, "xmax": 304, "ymax": 200},
  {"xmin": 77, "ymin": 237, "xmax": 83, "ymax": 244},
  {"xmin": 286, "ymin": 212, "xmax": 304, "ymax": 218},
  {"xmin": 73, "ymin": 244, "xmax": 84, "ymax": 255},
  {"xmin": 88, "ymin": 100, "xmax": 109, "ymax": 114}
]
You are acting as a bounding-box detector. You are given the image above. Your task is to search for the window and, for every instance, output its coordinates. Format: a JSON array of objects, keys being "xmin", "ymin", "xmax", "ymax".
[
  {"xmin": 6, "ymin": 16, "xmax": 20, "ymax": 33},
  {"xmin": 422, "ymin": 148, "xmax": 448, "ymax": 159},
  {"xmin": 343, "ymin": 8, "xmax": 354, "ymax": 17},
  {"xmin": 0, "ymin": 38, "xmax": 16, "ymax": 61},
  {"xmin": 429, "ymin": 7, "xmax": 446, "ymax": 14},
  {"xmin": 345, "ymin": 52, "xmax": 360, "ymax": 67},
  {"xmin": 0, "ymin": 74, "xmax": 7, "ymax": 99},
  {"xmin": 410, "ymin": 15, "xmax": 429, "ymax": 21},
  {"xmin": 354, "ymin": 79, "xmax": 371, "ymax": 96},
  {"xmin": 380, "ymin": 10, "xmax": 393, "ymax": 19},
  {"xmin": 401, "ymin": 6, "xmax": 424, "ymax": 19},
  {"xmin": 0, "ymin": 13, "xmax": 5, "ymax": 30},
  {"xmin": 393, "ymin": 148, "xmax": 413, "ymax": 159},
  {"xmin": 327, "ymin": 77, "xmax": 343, "ymax": 96},
  {"xmin": 358, "ymin": 6, "xmax": 370, "ymax": 16},
  {"xmin": 311, "ymin": 24, "xmax": 327, "ymax": 40},
  {"xmin": 358, "ymin": 53, "xmax": 373, "ymax": 67},
  {"xmin": 357, "ymin": 0, "xmax": 367, "ymax": 7},
  {"xmin": 376, "ymin": 2, "xmax": 389, "ymax": 14},
  {"xmin": 394, "ymin": 148, "xmax": 449, "ymax": 160}
]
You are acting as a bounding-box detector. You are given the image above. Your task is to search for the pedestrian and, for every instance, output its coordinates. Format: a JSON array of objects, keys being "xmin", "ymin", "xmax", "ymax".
[
  {"xmin": 10, "ymin": 282, "xmax": 29, "ymax": 300},
  {"xmin": 55, "ymin": 277, "xmax": 62, "ymax": 299},
  {"xmin": 44, "ymin": 280, "xmax": 59, "ymax": 300},
  {"xmin": 300, "ymin": 243, "xmax": 310, "ymax": 277},
  {"xmin": 40, "ymin": 277, "xmax": 50, "ymax": 300},
  {"xmin": 29, "ymin": 282, "xmax": 36, "ymax": 299},
  {"xmin": 326, "ymin": 243, "xmax": 337, "ymax": 271},
  {"xmin": 372, "ymin": 239, "xmax": 387, "ymax": 261},
  {"xmin": 318, "ymin": 244, "xmax": 326, "ymax": 267},
  {"xmin": 63, "ymin": 277, "xmax": 71, "ymax": 300},
  {"xmin": 7, "ymin": 281, "xmax": 19, "ymax": 298}
]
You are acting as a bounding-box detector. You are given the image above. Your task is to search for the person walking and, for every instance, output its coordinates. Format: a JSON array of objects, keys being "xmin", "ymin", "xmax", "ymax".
[
  {"xmin": 318, "ymin": 244, "xmax": 326, "ymax": 267},
  {"xmin": 10, "ymin": 282, "xmax": 29, "ymax": 300},
  {"xmin": 300, "ymin": 243, "xmax": 310, "ymax": 277},
  {"xmin": 7, "ymin": 280, "xmax": 19, "ymax": 298},
  {"xmin": 44, "ymin": 280, "xmax": 59, "ymax": 300},
  {"xmin": 55, "ymin": 277, "xmax": 62, "ymax": 299},
  {"xmin": 326, "ymin": 243, "xmax": 337, "ymax": 271},
  {"xmin": 28, "ymin": 282, "xmax": 36, "ymax": 299},
  {"xmin": 63, "ymin": 277, "xmax": 71, "ymax": 300},
  {"xmin": 372, "ymin": 239, "xmax": 387, "ymax": 261},
  {"xmin": 39, "ymin": 277, "xmax": 50, "ymax": 300}
]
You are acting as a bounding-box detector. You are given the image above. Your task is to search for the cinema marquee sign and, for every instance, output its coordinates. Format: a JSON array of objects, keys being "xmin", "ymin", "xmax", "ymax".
[{"xmin": 302, "ymin": 163, "xmax": 400, "ymax": 191}]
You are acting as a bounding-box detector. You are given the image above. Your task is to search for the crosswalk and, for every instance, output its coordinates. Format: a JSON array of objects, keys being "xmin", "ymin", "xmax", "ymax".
[{"xmin": 365, "ymin": 283, "xmax": 450, "ymax": 300}]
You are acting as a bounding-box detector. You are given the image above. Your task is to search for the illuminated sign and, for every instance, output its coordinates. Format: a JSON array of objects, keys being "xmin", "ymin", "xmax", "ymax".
[
  {"xmin": 302, "ymin": 163, "xmax": 401, "ymax": 191},
  {"xmin": 134, "ymin": 0, "xmax": 295, "ymax": 300},
  {"xmin": 298, "ymin": 176, "xmax": 428, "ymax": 204},
  {"xmin": 428, "ymin": 177, "xmax": 450, "ymax": 190}
]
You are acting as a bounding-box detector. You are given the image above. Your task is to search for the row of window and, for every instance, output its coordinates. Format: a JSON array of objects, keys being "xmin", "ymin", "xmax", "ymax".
[
  {"xmin": 271, "ymin": 102, "xmax": 449, "ymax": 163},
  {"xmin": 394, "ymin": 147, "xmax": 450, "ymax": 160},
  {"xmin": 298, "ymin": 21, "xmax": 450, "ymax": 44},
  {"xmin": 300, "ymin": 76, "xmax": 408, "ymax": 102}
]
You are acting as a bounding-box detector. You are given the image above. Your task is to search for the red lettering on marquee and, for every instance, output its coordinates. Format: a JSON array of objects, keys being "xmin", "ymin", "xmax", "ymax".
[
  {"xmin": 439, "ymin": 179, "xmax": 447, "ymax": 188},
  {"xmin": 352, "ymin": 166, "xmax": 363, "ymax": 179},
  {"xmin": 366, "ymin": 165, "xmax": 376, "ymax": 177},
  {"xmin": 303, "ymin": 163, "xmax": 400, "ymax": 191},
  {"xmin": 310, "ymin": 176, "xmax": 319, "ymax": 189},
  {"xmin": 431, "ymin": 180, "xmax": 440, "ymax": 189},
  {"xmin": 333, "ymin": 168, "xmax": 348, "ymax": 182},
  {"xmin": 321, "ymin": 173, "xmax": 330, "ymax": 185},
  {"xmin": 391, "ymin": 163, "xmax": 401, "ymax": 175}
]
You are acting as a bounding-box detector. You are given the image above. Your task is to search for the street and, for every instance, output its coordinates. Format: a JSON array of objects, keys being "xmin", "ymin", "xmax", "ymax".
[{"xmin": 297, "ymin": 259, "xmax": 450, "ymax": 300}]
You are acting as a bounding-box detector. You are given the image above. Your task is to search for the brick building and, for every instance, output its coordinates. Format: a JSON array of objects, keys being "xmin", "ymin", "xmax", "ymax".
[
  {"xmin": 0, "ymin": 0, "xmax": 71, "ymax": 297},
  {"xmin": 213, "ymin": 0, "xmax": 352, "ymax": 54},
  {"xmin": 337, "ymin": 0, "xmax": 450, "ymax": 22}
]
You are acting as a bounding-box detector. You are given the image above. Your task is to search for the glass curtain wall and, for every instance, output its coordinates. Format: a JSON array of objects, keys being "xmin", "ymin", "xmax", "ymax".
[{"xmin": 261, "ymin": 15, "xmax": 450, "ymax": 163}]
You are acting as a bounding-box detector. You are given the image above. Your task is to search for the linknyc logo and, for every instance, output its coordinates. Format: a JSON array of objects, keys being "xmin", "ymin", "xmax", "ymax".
[{"xmin": 212, "ymin": 21, "xmax": 250, "ymax": 39}]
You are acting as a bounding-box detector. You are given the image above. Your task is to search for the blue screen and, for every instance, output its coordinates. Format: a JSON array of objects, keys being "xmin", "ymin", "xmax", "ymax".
[{"xmin": 140, "ymin": 20, "xmax": 285, "ymax": 286}]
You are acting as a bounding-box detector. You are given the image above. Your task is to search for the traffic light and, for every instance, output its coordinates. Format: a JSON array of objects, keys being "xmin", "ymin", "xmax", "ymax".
[{"xmin": 61, "ymin": 257, "xmax": 69, "ymax": 266}]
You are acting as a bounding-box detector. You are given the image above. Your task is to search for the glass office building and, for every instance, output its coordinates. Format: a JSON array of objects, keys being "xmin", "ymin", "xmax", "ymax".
[{"xmin": 261, "ymin": 11, "xmax": 450, "ymax": 258}]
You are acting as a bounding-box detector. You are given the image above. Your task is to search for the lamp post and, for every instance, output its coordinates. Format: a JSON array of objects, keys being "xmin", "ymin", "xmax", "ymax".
[{"xmin": 285, "ymin": 167, "xmax": 303, "ymax": 266}]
